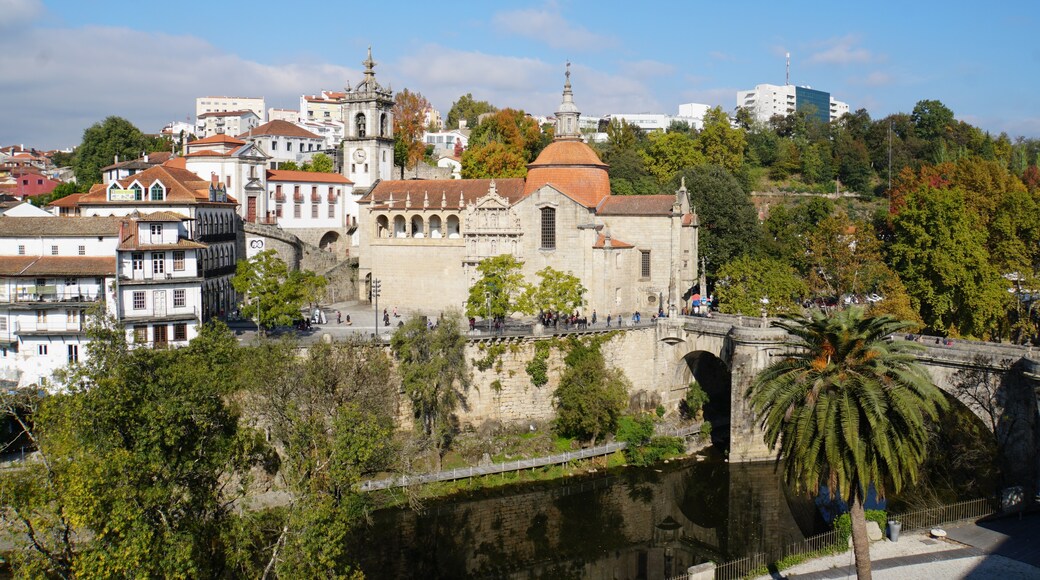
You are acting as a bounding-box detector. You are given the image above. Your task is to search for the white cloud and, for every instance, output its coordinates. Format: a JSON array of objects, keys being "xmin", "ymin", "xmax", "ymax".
[
  {"xmin": 0, "ymin": 0, "xmax": 42, "ymax": 29},
  {"xmin": 0, "ymin": 25, "xmax": 360, "ymax": 148},
  {"xmin": 617, "ymin": 59, "xmax": 675, "ymax": 79},
  {"xmin": 808, "ymin": 35, "xmax": 875, "ymax": 65},
  {"xmin": 491, "ymin": 5, "xmax": 615, "ymax": 51}
]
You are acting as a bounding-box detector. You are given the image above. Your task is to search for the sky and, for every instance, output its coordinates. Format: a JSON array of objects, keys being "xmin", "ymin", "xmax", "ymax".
[{"xmin": 2, "ymin": 0, "xmax": 1039, "ymax": 150}]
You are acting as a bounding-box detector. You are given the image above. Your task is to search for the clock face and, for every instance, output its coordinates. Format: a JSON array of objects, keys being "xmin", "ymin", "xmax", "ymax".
[{"xmin": 353, "ymin": 148, "xmax": 367, "ymax": 162}]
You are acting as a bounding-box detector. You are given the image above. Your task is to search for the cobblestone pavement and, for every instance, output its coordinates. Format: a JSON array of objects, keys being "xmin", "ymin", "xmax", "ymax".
[{"xmin": 756, "ymin": 513, "xmax": 1040, "ymax": 579}]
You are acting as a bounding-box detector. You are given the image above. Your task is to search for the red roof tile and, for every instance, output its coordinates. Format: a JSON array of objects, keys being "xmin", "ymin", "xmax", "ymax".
[
  {"xmin": 596, "ymin": 195, "xmax": 674, "ymax": 216},
  {"xmin": 0, "ymin": 255, "xmax": 116, "ymax": 276},
  {"xmin": 364, "ymin": 179, "xmax": 525, "ymax": 210},
  {"xmin": 592, "ymin": 233, "xmax": 635, "ymax": 249},
  {"xmin": 524, "ymin": 141, "xmax": 611, "ymax": 207},
  {"xmin": 238, "ymin": 120, "xmax": 322, "ymax": 140},
  {"xmin": 79, "ymin": 165, "xmax": 233, "ymax": 206},
  {"xmin": 266, "ymin": 170, "xmax": 352, "ymax": 184},
  {"xmin": 187, "ymin": 134, "xmax": 246, "ymax": 147}
]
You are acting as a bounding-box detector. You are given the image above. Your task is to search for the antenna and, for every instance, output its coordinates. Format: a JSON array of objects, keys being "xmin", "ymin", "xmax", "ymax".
[{"xmin": 786, "ymin": 52, "xmax": 790, "ymax": 85}]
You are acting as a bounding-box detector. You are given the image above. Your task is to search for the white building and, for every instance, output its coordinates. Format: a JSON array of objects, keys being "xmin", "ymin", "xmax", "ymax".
[
  {"xmin": 197, "ymin": 110, "xmax": 261, "ymax": 139},
  {"xmin": 268, "ymin": 108, "xmax": 299, "ymax": 123},
  {"xmin": 0, "ymin": 212, "xmax": 204, "ymax": 388},
  {"xmin": 736, "ymin": 83, "xmax": 849, "ymax": 124},
  {"xmin": 237, "ymin": 120, "xmax": 324, "ymax": 169},
  {"xmin": 296, "ymin": 120, "xmax": 345, "ymax": 150},
  {"xmin": 265, "ymin": 170, "xmax": 356, "ymax": 254},
  {"xmin": 300, "ymin": 90, "xmax": 346, "ymax": 124},
  {"xmin": 424, "ymin": 129, "xmax": 468, "ymax": 157},
  {"xmin": 196, "ymin": 96, "xmax": 266, "ymax": 121}
]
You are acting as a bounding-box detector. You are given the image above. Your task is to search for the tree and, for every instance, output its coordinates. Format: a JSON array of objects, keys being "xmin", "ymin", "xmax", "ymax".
[
  {"xmin": 465, "ymin": 255, "xmax": 528, "ymax": 319},
  {"xmin": 73, "ymin": 116, "xmax": 155, "ymax": 185},
  {"xmin": 553, "ymin": 338, "xmax": 629, "ymax": 445},
  {"xmin": 518, "ymin": 267, "xmax": 587, "ymax": 314},
  {"xmin": 714, "ymin": 255, "xmax": 806, "ymax": 316},
  {"xmin": 393, "ymin": 88, "xmax": 432, "ymax": 172},
  {"xmin": 468, "ymin": 108, "xmax": 544, "ymax": 162},
  {"xmin": 695, "ymin": 106, "xmax": 746, "ymax": 173},
  {"xmin": 887, "ymin": 187, "xmax": 1010, "ymax": 337},
  {"xmin": 280, "ymin": 160, "xmax": 300, "ymax": 171},
  {"xmin": 748, "ymin": 309, "xmax": 947, "ymax": 580},
  {"xmin": 390, "ymin": 312, "xmax": 470, "ymax": 470},
  {"xmin": 803, "ymin": 212, "xmax": 887, "ymax": 299},
  {"xmin": 232, "ymin": 250, "xmax": 327, "ymax": 330},
  {"xmin": 606, "ymin": 148, "xmax": 658, "ymax": 195},
  {"xmin": 308, "ymin": 152, "xmax": 334, "ymax": 173},
  {"xmin": 460, "ymin": 141, "xmax": 528, "ymax": 178},
  {"xmin": 4, "ymin": 316, "xmax": 273, "ymax": 577},
  {"xmin": 674, "ymin": 164, "xmax": 761, "ymax": 269},
  {"xmin": 640, "ymin": 131, "xmax": 702, "ymax": 183},
  {"xmin": 446, "ymin": 93, "xmax": 497, "ymax": 130},
  {"xmin": 911, "ymin": 99, "xmax": 955, "ymax": 143}
]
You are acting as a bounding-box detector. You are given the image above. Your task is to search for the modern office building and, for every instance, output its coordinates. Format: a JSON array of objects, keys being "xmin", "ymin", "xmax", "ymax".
[{"xmin": 736, "ymin": 84, "xmax": 849, "ymax": 124}]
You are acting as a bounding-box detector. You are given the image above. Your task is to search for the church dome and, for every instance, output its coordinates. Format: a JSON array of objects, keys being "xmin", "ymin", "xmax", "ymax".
[{"xmin": 524, "ymin": 140, "xmax": 611, "ymax": 207}]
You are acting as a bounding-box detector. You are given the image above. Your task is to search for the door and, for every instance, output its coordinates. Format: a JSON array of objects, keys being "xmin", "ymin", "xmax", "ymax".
[
  {"xmin": 247, "ymin": 196, "xmax": 257, "ymax": 223},
  {"xmin": 154, "ymin": 290, "xmax": 166, "ymax": 317},
  {"xmin": 154, "ymin": 324, "xmax": 168, "ymax": 346}
]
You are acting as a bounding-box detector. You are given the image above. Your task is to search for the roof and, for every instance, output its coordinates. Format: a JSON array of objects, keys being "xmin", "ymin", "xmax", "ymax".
[
  {"xmin": 592, "ymin": 233, "xmax": 635, "ymax": 249},
  {"xmin": 524, "ymin": 140, "xmax": 611, "ymax": 208},
  {"xmin": 197, "ymin": 110, "xmax": 258, "ymax": 119},
  {"xmin": 363, "ymin": 179, "xmax": 526, "ymax": 210},
  {"xmin": 186, "ymin": 134, "xmax": 246, "ymax": 147},
  {"xmin": 596, "ymin": 195, "xmax": 674, "ymax": 216},
  {"xmin": 0, "ymin": 255, "xmax": 116, "ymax": 276},
  {"xmin": 238, "ymin": 120, "xmax": 322, "ymax": 140},
  {"xmin": 0, "ymin": 215, "xmax": 122, "ymax": 237},
  {"xmin": 266, "ymin": 170, "xmax": 351, "ymax": 184},
  {"xmin": 135, "ymin": 211, "xmax": 191, "ymax": 222},
  {"xmin": 79, "ymin": 165, "xmax": 233, "ymax": 206}
]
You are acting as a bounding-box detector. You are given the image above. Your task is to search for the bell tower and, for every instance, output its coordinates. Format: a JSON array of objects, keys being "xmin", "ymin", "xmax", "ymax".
[{"xmin": 341, "ymin": 47, "xmax": 395, "ymax": 191}]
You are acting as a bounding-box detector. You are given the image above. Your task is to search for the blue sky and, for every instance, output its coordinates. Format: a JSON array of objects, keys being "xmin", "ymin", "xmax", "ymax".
[{"xmin": 3, "ymin": 0, "xmax": 1039, "ymax": 149}]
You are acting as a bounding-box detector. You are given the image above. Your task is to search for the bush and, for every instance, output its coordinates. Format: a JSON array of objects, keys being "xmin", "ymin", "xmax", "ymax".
[
  {"xmin": 833, "ymin": 509, "xmax": 887, "ymax": 546},
  {"xmin": 699, "ymin": 420, "xmax": 713, "ymax": 440},
  {"xmin": 682, "ymin": 381, "xmax": 709, "ymax": 418}
]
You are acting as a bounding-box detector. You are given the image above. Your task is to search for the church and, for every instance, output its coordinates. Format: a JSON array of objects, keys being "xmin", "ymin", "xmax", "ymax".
[{"xmin": 356, "ymin": 67, "xmax": 700, "ymax": 318}]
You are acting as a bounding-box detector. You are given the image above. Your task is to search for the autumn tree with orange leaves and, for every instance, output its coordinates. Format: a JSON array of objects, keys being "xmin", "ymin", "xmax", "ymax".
[{"xmin": 393, "ymin": 88, "xmax": 431, "ymax": 174}]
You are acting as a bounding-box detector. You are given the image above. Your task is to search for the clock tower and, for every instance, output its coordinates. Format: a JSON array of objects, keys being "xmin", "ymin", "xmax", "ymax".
[{"xmin": 341, "ymin": 47, "xmax": 394, "ymax": 191}]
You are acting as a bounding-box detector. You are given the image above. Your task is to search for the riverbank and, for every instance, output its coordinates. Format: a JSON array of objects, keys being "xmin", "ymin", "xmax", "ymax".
[{"xmin": 753, "ymin": 513, "xmax": 1040, "ymax": 579}]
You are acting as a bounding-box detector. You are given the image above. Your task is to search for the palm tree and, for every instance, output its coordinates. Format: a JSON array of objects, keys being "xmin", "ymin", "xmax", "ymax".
[{"xmin": 747, "ymin": 308, "xmax": 947, "ymax": 580}]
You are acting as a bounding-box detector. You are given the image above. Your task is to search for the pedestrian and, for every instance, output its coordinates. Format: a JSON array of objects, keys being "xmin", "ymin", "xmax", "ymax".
[
  {"xmin": 336, "ymin": 310, "xmax": 342, "ymax": 324},
  {"xmin": 345, "ymin": 314, "xmax": 351, "ymax": 326},
  {"xmin": 393, "ymin": 306, "xmax": 399, "ymax": 318},
  {"xmin": 591, "ymin": 310, "xmax": 597, "ymax": 326},
  {"xmin": 606, "ymin": 314, "xmax": 612, "ymax": 327}
]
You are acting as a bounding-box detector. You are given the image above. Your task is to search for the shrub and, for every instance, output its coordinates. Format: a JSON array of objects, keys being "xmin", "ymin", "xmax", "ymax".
[
  {"xmin": 834, "ymin": 509, "xmax": 887, "ymax": 546},
  {"xmin": 682, "ymin": 381, "xmax": 709, "ymax": 418}
]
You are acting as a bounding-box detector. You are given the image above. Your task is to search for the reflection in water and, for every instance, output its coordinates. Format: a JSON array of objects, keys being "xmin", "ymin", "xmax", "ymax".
[{"xmin": 353, "ymin": 451, "xmax": 820, "ymax": 579}]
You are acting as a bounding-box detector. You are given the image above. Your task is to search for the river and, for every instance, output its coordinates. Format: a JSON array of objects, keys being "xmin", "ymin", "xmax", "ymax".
[{"xmin": 353, "ymin": 449, "xmax": 824, "ymax": 579}]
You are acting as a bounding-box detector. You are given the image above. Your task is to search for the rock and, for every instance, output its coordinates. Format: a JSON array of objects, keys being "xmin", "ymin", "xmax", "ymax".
[
  {"xmin": 687, "ymin": 562, "xmax": 715, "ymax": 580},
  {"xmin": 867, "ymin": 521, "xmax": 884, "ymax": 541}
]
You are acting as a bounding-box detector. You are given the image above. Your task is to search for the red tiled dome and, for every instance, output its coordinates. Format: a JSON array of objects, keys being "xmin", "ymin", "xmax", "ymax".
[{"xmin": 524, "ymin": 141, "xmax": 611, "ymax": 207}]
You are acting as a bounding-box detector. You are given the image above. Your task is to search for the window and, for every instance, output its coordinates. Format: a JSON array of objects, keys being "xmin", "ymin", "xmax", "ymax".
[
  {"xmin": 641, "ymin": 251, "xmax": 651, "ymax": 278},
  {"xmin": 173, "ymin": 289, "xmax": 186, "ymax": 308},
  {"xmin": 133, "ymin": 291, "xmax": 145, "ymax": 310},
  {"xmin": 323, "ymin": 111, "xmax": 330, "ymax": 118},
  {"xmin": 51, "ymin": 245, "xmax": 58, "ymax": 255},
  {"xmin": 132, "ymin": 252, "xmax": 143, "ymax": 270},
  {"xmin": 154, "ymin": 324, "xmax": 168, "ymax": 345},
  {"xmin": 173, "ymin": 251, "xmax": 185, "ymax": 271},
  {"xmin": 540, "ymin": 207, "xmax": 556, "ymax": 250},
  {"xmin": 0, "ymin": 318, "xmax": 6, "ymax": 331},
  {"xmin": 311, "ymin": 204, "xmax": 318, "ymax": 219},
  {"xmin": 38, "ymin": 344, "xmax": 48, "ymax": 356},
  {"xmin": 294, "ymin": 204, "xmax": 301, "ymax": 219},
  {"xmin": 134, "ymin": 326, "xmax": 147, "ymax": 343},
  {"xmin": 131, "ymin": 183, "xmax": 143, "ymax": 200},
  {"xmin": 66, "ymin": 309, "xmax": 76, "ymax": 325},
  {"xmin": 276, "ymin": 205, "xmax": 283, "ymax": 218},
  {"xmin": 67, "ymin": 344, "xmax": 78, "ymax": 363},
  {"xmin": 17, "ymin": 245, "xmax": 24, "ymax": 255},
  {"xmin": 173, "ymin": 323, "xmax": 187, "ymax": 341},
  {"xmin": 150, "ymin": 224, "xmax": 162, "ymax": 237},
  {"xmin": 36, "ymin": 310, "xmax": 46, "ymax": 324},
  {"xmin": 328, "ymin": 203, "xmax": 335, "ymax": 218},
  {"xmin": 271, "ymin": 141, "xmax": 278, "ymax": 151},
  {"xmin": 152, "ymin": 252, "xmax": 165, "ymax": 274},
  {"xmin": 64, "ymin": 278, "xmax": 76, "ymax": 286},
  {"xmin": 78, "ymin": 245, "xmax": 86, "ymax": 255},
  {"xmin": 150, "ymin": 182, "xmax": 164, "ymax": 201},
  {"xmin": 355, "ymin": 113, "xmax": 366, "ymax": 137},
  {"xmin": 286, "ymin": 142, "xmax": 293, "ymax": 152}
]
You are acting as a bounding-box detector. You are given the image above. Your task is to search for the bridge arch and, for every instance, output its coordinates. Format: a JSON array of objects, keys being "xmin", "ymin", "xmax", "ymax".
[{"xmin": 674, "ymin": 351, "xmax": 731, "ymax": 446}]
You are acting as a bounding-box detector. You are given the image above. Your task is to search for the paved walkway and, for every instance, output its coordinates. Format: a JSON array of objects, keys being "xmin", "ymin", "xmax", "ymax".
[{"xmin": 757, "ymin": 512, "xmax": 1040, "ymax": 579}]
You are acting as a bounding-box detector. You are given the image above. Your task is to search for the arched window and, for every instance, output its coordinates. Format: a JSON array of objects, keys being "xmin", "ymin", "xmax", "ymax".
[
  {"xmin": 428, "ymin": 215, "xmax": 442, "ymax": 238},
  {"xmin": 376, "ymin": 215, "xmax": 389, "ymax": 238},
  {"xmin": 393, "ymin": 215, "xmax": 406, "ymax": 238},
  {"xmin": 380, "ymin": 113, "xmax": 388, "ymax": 137},
  {"xmin": 150, "ymin": 182, "xmax": 164, "ymax": 201},
  {"xmin": 130, "ymin": 183, "xmax": 143, "ymax": 201},
  {"xmin": 411, "ymin": 215, "xmax": 425, "ymax": 238},
  {"xmin": 446, "ymin": 215, "xmax": 460, "ymax": 239},
  {"xmin": 540, "ymin": 207, "xmax": 556, "ymax": 250},
  {"xmin": 355, "ymin": 113, "xmax": 366, "ymax": 138}
]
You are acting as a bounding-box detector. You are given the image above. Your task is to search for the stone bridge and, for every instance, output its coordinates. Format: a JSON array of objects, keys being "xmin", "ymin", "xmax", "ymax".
[{"xmin": 649, "ymin": 315, "xmax": 1040, "ymax": 490}]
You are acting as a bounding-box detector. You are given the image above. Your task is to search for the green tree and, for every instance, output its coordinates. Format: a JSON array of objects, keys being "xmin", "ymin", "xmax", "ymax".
[
  {"xmin": 553, "ymin": 338, "xmax": 629, "ymax": 445},
  {"xmin": 280, "ymin": 160, "xmax": 300, "ymax": 171},
  {"xmin": 232, "ymin": 250, "xmax": 327, "ymax": 330},
  {"xmin": 461, "ymin": 141, "xmax": 529, "ymax": 178},
  {"xmin": 674, "ymin": 164, "xmax": 761, "ymax": 269},
  {"xmin": 887, "ymin": 187, "xmax": 1010, "ymax": 337},
  {"xmin": 308, "ymin": 152, "xmax": 334, "ymax": 173},
  {"xmin": 446, "ymin": 93, "xmax": 497, "ymax": 130},
  {"xmin": 714, "ymin": 255, "xmax": 807, "ymax": 316},
  {"xmin": 640, "ymin": 131, "xmax": 702, "ymax": 183},
  {"xmin": 748, "ymin": 309, "xmax": 947, "ymax": 580},
  {"xmin": 465, "ymin": 254, "xmax": 528, "ymax": 319},
  {"xmin": 73, "ymin": 116, "xmax": 155, "ymax": 185},
  {"xmin": 5, "ymin": 317, "xmax": 272, "ymax": 578},
  {"xmin": 468, "ymin": 108, "xmax": 544, "ymax": 162},
  {"xmin": 390, "ymin": 312, "xmax": 470, "ymax": 469},
  {"xmin": 518, "ymin": 267, "xmax": 587, "ymax": 314},
  {"xmin": 911, "ymin": 99, "xmax": 955, "ymax": 143},
  {"xmin": 695, "ymin": 106, "xmax": 746, "ymax": 173},
  {"xmin": 393, "ymin": 88, "xmax": 432, "ymax": 172}
]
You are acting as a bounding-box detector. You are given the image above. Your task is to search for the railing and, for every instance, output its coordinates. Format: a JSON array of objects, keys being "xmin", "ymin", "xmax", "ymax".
[
  {"xmin": 358, "ymin": 422, "xmax": 702, "ymax": 492},
  {"xmin": 709, "ymin": 497, "xmax": 998, "ymax": 580}
]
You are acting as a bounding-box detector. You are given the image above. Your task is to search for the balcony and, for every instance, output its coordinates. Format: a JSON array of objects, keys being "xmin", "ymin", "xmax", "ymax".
[
  {"xmin": 6, "ymin": 286, "xmax": 103, "ymax": 305},
  {"xmin": 14, "ymin": 320, "xmax": 86, "ymax": 335}
]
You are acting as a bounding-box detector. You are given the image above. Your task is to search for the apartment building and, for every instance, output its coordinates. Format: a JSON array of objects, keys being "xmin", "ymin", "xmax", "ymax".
[
  {"xmin": 195, "ymin": 96, "xmax": 266, "ymax": 121},
  {"xmin": 736, "ymin": 83, "xmax": 849, "ymax": 124}
]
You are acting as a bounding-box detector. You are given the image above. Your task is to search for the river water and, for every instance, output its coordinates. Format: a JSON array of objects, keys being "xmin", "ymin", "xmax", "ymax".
[{"xmin": 353, "ymin": 450, "xmax": 823, "ymax": 580}]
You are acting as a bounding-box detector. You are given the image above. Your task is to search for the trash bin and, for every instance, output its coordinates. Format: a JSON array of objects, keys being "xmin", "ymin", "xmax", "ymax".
[{"xmin": 888, "ymin": 520, "xmax": 901, "ymax": 542}]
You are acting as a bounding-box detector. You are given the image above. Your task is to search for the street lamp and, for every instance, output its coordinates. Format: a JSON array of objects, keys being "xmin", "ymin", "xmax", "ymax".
[{"xmin": 372, "ymin": 278, "xmax": 382, "ymax": 338}]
